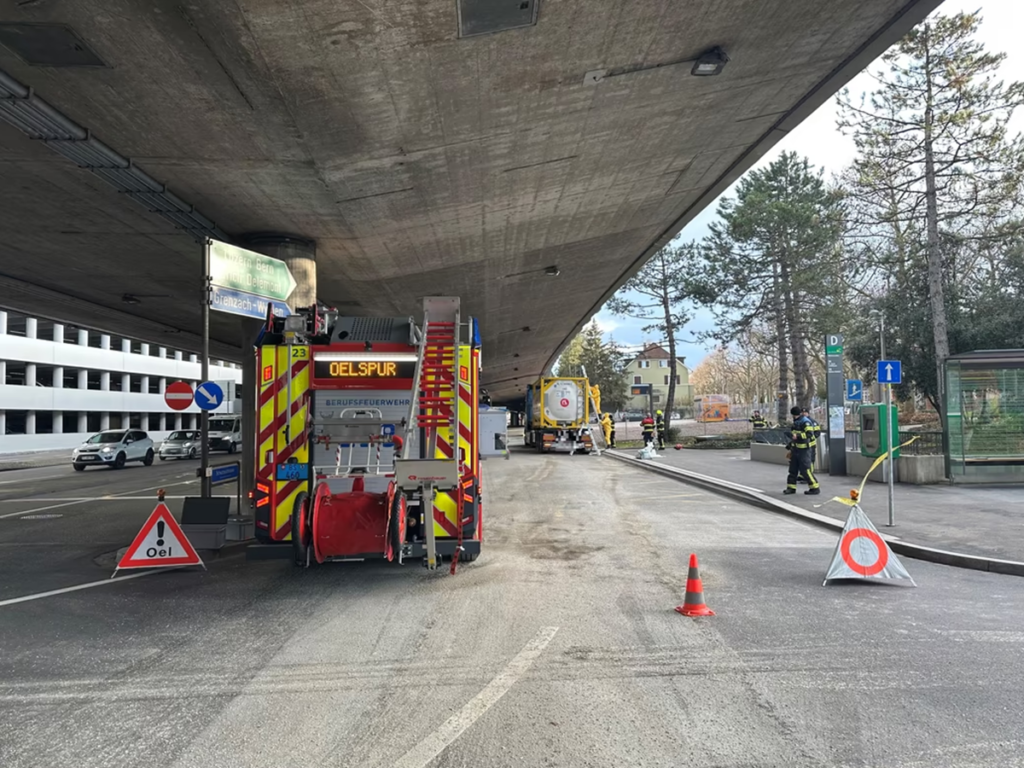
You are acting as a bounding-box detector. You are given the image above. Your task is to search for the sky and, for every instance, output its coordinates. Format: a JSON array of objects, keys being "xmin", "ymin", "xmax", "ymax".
[{"xmin": 592, "ymin": 0, "xmax": 1024, "ymax": 369}]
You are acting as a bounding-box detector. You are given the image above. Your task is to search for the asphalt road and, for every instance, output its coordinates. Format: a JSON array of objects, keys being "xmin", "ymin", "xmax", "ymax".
[{"xmin": 1, "ymin": 450, "xmax": 1023, "ymax": 767}]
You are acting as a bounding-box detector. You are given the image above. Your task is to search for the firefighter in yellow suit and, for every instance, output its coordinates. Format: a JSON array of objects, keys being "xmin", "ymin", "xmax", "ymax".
[{"xmin": 601, "ymin": 412, "xmax": 613, "ymax": 448}]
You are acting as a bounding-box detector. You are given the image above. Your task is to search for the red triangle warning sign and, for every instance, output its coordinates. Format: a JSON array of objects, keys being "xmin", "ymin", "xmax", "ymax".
[{"xmin": 116, "ymin": 503, "xmax": 204, "ymax": 572}]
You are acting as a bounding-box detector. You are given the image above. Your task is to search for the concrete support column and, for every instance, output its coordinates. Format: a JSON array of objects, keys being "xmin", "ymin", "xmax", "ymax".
[
  {"xmin": 0, "ymin": 361, "xmax": 5, "ymax": 383},
  {"xmin": 241, "ymin": 233, "xmax": 317, "ymax": 310},
  {"xmin": 54, "ymin": 366, "xmax": 64, "ymax": 389},
  {"xmin": 141, "ymin": 375, "xmax": 150, "ymax": 394},
  {"xmin": 78, "ymin": 369, "xmax": 88, "ymax": 389},
  {"xmin": 53, "ymin": 411, "xmax": 63, "ymax": 434},
  {"xmin": 100, "ymin": 372, "xmax": 110, "ymax": 391},
  {"xmin": 175, "ymin": 414, "xmax": 183, "ymax": 430},
  {"xmin": 53, "ymin": 324, "xmax": 64, "ymax": 343},
  {"xmin": 174, "ymin": 351, "xmax": 183, "ymax": 361},
  {"xmin": 25, "ymin": 363, "xmax": 36, "ymax": 387},
  {"xmin": 189, "ymin": 354, "xmax": 198, "ymax": 364},
  {"xmin": 78, "ymin": 329, "xmax": 89, "ymax": 346},
  {"xmin": 122, "ymin": 373, "xmax": 131, "ymax": 393},
  {"xmin": 78, "ymin": 413, "xmax": 87, "ymax": 433},
  {"xmin": 100, "ymin": 334, "xmax": 111, "ymax": 350},
  {"xmin": 25, "ymin": 317, "xmax": 37, "ymax": 339},
  {"xmin": 26, "ymin": 411, "xmax": 36, "ymax": 434},
  {"xmin": 159, "ymin": 347, "xmax": 167, "ymax": 359},
  {"xmin": 0, "ymin": 310, "xmax": 7, "ymax": 335},
  {"xmin": 121, "ymin": 339, "xmax": 131, "ymax": 353},
  {"xmin": 0, "ymin": 411, "xmax": 5, "ymax": 436},
  {"xmin": 158, "ymin": 377, "xmax": 167, "ymax": 394},
  {"xmin": 141, "ymin": 343, "xmax": 150, "ymax": 356},
  {"xmin": 101, "ymin": 413, "xmax": 110, "ymax": 430},
  {"xmin": 123, "ymin": 412, "xmax": 131, "ymax": 430}
]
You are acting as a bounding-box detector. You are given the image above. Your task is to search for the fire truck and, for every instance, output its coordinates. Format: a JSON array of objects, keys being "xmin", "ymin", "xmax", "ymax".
[{"xmin": 251, "ymin": 297, "xmax": 483, "ymax": 571}]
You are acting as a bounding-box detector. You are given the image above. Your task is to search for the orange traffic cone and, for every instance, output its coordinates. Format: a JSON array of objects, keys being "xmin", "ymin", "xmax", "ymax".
[{"xmin": 675, "ymin": 553, "xmax": 715, "ymax": 616}]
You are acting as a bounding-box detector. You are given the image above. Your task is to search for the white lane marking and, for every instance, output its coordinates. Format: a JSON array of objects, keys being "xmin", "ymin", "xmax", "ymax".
[
  {"xmin": 392, "ymin": 626, "xmax": 559, "ymax": 768},
  {"xmin": 1, "ymin": 495, "xmax": 233, "ymax": 503},
  {"xmin": 0, "ymin": 570, "xmax": 169, "ymax": 607},
  {"xmin": 0, "ymin": 553, "xmax": 244, "ymax": 609},
  {"xmin": 0, "ymin": 480, "xmax": 197, "ymax": 520}
]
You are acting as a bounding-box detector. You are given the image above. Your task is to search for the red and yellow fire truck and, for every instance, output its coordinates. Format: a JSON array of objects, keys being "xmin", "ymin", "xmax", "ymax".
[{"xmin": 251, "ymin": 297, "xmax": 483, "ymax": 571}]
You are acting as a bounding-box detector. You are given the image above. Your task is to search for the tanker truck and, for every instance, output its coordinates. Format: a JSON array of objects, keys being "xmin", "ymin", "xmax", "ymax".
[{"xmin": 524, "ymin": 377, "xmax": 594, "ymax": 454}]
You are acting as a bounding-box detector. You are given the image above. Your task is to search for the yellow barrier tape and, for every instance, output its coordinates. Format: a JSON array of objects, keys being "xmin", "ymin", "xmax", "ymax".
[{"xmin": 829, "ymin": 435, "xmax": 920, "ymax": 505}]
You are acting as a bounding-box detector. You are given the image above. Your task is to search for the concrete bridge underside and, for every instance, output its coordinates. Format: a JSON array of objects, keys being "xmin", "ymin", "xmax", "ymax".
[{"xmin": 0, "ymin": 0, "xmax": 941, "ymax": 399}]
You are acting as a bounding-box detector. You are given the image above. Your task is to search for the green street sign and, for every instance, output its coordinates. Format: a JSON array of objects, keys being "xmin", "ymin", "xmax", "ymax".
[
  {"xmin": 208, "ymin": 240, "xmax": 296, "ymax": 302},
  {"xmin": 826, "ymin": 344, "xmax": 843, "ymax": 355}
]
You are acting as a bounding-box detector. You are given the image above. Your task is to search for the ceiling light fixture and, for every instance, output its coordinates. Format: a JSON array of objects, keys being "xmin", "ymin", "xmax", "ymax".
[{"xmin": 691, "ymin": 46, "xmax": 729, "ymax": 77}]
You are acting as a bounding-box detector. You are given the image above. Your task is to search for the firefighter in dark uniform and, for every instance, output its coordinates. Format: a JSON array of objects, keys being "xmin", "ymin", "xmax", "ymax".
[
  {"xmin": 799, "ymin": 407, "xmax": 820, "ymax": 483},
  {"xmin": 655, "ymin": 410, "xmax": 666, "ymax": 450},
  {"xmin": 641, "ymin": 413, "xmax": 656, "ymax": 448},
  {"xmin": 784, "ymin": 406, "xmax": 820, "ymax": 495},
  {"xmin": 750, "ymin": 410, "xmax": 768, "ymax": 429}
]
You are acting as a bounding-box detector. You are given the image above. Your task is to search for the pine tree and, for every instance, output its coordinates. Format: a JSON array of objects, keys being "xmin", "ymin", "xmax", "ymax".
[
  {"xmin": 606, "ymin": 246, "xmax": 692, "ymax": 417},
  {"xmin": 688, "ymin": 152, "xmax": 846, "ymax": 423},
  {"xmin": 838, "ymin": 10, "xmax": 1024, "ymax": 413}
]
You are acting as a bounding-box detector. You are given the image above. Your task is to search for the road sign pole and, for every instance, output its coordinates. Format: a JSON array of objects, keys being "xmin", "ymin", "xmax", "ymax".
[
  {"xmin": 201, "ymin": 239, "xmax": 212, "ymax": 498},
  {"xmin": 886, "ymin": 382, "xmax": 895, "ymax": 527}
]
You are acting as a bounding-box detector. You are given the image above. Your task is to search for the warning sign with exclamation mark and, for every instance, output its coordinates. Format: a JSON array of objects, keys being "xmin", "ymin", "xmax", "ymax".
[{"xmin": 116, "ymin": 503, "xmax": 203, "ymax": 572}]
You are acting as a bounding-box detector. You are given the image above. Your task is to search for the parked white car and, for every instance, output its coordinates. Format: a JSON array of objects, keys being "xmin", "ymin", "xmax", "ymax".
[{"xmin": 72, "ymin": 429, "xmax": 155, "ymax": 471}]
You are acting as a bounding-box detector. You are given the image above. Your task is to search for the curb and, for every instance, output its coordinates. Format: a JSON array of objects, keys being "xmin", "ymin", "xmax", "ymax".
[
  {"xmin": 0, "ymin": 460, "xmax": 68, "ymax": 473},
  {"xmin": 604, "ymin": 449, "xmax": 1024, "ymax": 578}
]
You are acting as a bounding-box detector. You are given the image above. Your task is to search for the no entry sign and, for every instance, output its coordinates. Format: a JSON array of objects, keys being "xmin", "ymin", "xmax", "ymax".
[{"xmin": 164, "ymin": 381, "xmax": 194, "ymax": 411}]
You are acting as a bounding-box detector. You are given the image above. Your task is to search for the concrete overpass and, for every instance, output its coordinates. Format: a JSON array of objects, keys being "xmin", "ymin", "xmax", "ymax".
[{"xmin": 0, "ymin": 0, "xmax": 941, "ymax": 401}]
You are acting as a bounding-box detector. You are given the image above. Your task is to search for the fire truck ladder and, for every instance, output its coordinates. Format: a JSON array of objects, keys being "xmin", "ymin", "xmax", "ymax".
[{"xmin": 400, "ymin": 297, "xmax": 461, "ymax": 570}]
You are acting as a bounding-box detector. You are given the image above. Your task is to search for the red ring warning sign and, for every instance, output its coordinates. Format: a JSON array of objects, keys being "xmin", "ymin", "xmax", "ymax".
[
  {"xmin": 840, "ymin": 527, "xmax": 888, "ymax": 576},
  {"xmin": 559, "ymin": 398, "xmax": 569, "ymax": 407}
]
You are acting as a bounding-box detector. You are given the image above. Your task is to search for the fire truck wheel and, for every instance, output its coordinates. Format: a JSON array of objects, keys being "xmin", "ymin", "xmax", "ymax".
[
  {"xmin": 453, "ymin": 550, "xmax": 478, "ymax": 563},
  {"xmin": 290, "ymin": 491, "xmax": 312, "ymax": 567}
]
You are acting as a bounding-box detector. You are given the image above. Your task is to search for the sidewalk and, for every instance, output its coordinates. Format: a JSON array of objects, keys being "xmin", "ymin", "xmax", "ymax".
[
  {"xmin": 614, "ymin": 447, "xmax": 1024, "ymax": 564},
  {"xmin": 0, "ymin": 449, "xmax": 70, "ymax": 472}
]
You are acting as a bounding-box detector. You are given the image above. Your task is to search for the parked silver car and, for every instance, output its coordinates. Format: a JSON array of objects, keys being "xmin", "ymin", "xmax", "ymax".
[
  {"xmin": 158, "ymin": 430, "xmax": 202, "ymax": 461},
  {"xmin": 72, "ymin": 429, "xmax": 155, "ymax": 471}
]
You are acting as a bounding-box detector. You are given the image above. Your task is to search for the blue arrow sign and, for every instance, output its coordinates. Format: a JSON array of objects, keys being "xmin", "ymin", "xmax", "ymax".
[
  {"xmin": 195, "ymin": 381, "xmax": 225, "ymax": 411},
  {"xmin": 211, "ymin": 463, "xmax": 240, "ymax": 486},
  {"xmin": 846, "ymin": 379, "xmax": 863, "ymax": 401},
  {"xmin": 877, "ymin": 359, "xmax": 902, "ymax": 385},
  {"xmin": 210, "ymin": 285, "xmax": 291, "ymax": 321}
]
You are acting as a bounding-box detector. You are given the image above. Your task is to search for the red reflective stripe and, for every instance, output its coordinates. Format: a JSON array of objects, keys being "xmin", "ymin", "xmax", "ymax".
[
  {"xmin": 432, "ymin": 507, "xmax": 459, "ymax": 537},
  {"xmin": 259, "ymin": 359, "xmax": 308, "ymax": 408}
]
